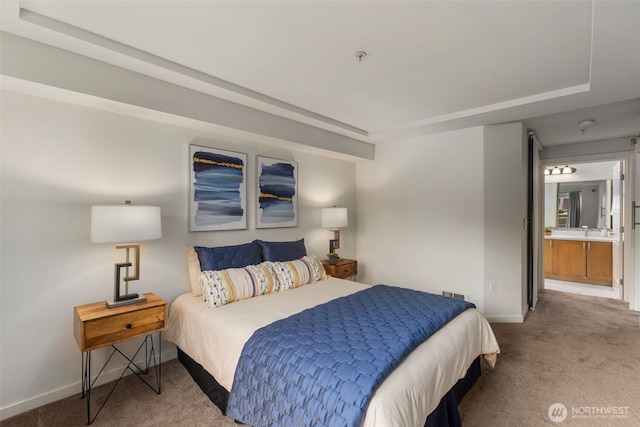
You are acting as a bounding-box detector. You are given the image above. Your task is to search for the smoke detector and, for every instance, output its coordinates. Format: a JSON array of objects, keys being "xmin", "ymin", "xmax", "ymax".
[{"xmin": 578, "ymin": 119, "xmax": 595, "ymax": 133}]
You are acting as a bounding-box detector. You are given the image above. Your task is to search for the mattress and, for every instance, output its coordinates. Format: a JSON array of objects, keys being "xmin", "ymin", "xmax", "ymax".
[{"xmin": 165, "ymin": 278, "xmax": 499, "ymax": 427}]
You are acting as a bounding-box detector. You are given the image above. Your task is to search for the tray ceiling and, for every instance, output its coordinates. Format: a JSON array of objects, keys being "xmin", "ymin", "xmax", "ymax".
[{"xmin": 1, "ymin": 1, "xmax": 638, "ymax": 145}]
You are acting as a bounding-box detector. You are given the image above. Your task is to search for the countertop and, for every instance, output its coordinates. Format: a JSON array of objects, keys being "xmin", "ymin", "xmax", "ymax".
[{"xmin": 544, "ymin": 234, "xmax": 616, "ymax": 242}]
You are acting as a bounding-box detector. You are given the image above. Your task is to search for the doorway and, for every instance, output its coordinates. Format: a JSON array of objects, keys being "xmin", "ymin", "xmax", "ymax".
[
  {"xmin": 545, "ymin": 279, "xmax": 621, "ymax": 299},
  {"xmin": 542, "ymin": 159, "xmax": 624, "ymax": 300}
]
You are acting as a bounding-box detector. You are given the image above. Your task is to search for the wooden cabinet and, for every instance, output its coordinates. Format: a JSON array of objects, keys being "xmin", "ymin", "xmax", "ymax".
[
  {"xmin": 554, "ymin": 240, "xmax": 587, "ymax": 280},
  {"xmin": 322, "ymin": 258, "xmax": 358, "ymax": 279},
  {"xmin": 544, "ymin": 239, "xmax": 612, "ymax": 286},
  {"xmin": 544, "ymin": 239, "xmax": 554, "ymax": 276},
  {"xmin": 586, "ymin": 242, "xmax": 613, "ymax": 285}
]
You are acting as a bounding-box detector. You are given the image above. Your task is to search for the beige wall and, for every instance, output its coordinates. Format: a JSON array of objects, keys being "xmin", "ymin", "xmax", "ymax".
[
  {"xmin": 356, "ymin": 126, "xmax": 486, "ymax": 312},
  {"xmin": 0, "ymin": 91, "xmax": 357, "ymax": 417},
  {"xmin": 356, "ymin": 123, "xmax": 529, "ymax": 321},
  {"xmin": 482, "ymin": 122, "xmax": 528, "ymax": 321}
]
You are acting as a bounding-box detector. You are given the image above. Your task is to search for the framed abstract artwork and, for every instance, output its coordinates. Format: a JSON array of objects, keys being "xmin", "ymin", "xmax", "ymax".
[
  {"xmin": 189, "ymin": 145, "xmax": 247, "ymax": 231},
  {"xmin": 256, "ymin": 156, "xmax": 298, "ymax": 228}
]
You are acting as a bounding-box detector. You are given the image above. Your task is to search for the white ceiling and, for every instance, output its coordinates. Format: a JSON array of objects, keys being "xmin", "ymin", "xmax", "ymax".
[
  {"xmin": 525, "ymin": 98, "xmax": 640, "ymax": 147},
  {"xmin": 1, "ymin": 0, "xmax": 639, "ymax": 147}
]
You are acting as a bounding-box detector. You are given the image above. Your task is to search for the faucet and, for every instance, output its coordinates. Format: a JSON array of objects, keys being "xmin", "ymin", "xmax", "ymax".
[{"xmin": 582, "ymin": 225, "xmax": 589, "ymax": 237}]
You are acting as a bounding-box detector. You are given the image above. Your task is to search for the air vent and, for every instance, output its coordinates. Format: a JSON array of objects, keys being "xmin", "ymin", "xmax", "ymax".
[{"xmin": 442, "ymin": 291, "xmax": 465, "ymax": 300}]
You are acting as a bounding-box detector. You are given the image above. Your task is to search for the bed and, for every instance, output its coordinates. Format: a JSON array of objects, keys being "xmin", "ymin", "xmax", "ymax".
[{"xmin": 165, "ymin": 240, "xmax": 500, "ymax": 426}]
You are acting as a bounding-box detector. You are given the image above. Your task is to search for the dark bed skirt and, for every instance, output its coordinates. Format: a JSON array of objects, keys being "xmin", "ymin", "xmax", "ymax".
[{"xmin": 177, "ymin": 347, "xmax": 480, "ymax": 427}]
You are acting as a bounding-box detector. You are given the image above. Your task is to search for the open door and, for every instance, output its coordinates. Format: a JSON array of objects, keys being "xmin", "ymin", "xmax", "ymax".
[
  {"xmin": 611, "ymin": 161, "xmax": 624, "ymax": 298},
  {"xmin": 633, "ymin": 145, "xmax": 640, "ymax": 311},
  {"xmin": 527, "ymin": 133, "xmax": 541, "ymax": 310}
]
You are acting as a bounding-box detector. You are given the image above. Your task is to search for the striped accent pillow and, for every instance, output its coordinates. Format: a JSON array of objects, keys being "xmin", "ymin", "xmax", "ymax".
[
  {"xmin": 268, "ymin": 255, "xmax": 328, "ymax": 291},
  {"xmin": 200, "ymin": 263, "xmax": 279, "ymax": 308}
]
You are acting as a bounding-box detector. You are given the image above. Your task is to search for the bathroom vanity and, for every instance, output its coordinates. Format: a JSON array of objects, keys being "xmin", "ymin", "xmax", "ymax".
[{"xmin": 544, "ymin": 234, "xmax": 613, "ymax": 286}]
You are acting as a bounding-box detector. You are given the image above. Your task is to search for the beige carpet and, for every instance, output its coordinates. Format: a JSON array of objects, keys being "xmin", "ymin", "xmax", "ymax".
[
  {"xmin": 2, "ymin": 289, "xmax": 638, "ymax": 426},
  {"xmin": 460, "ymin": 289, "xmax": 640, "ymax": 426}
]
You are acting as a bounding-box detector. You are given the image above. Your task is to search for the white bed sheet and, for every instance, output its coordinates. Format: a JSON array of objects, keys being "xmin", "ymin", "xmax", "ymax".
[{"xmin": 165, "ymin": 278, "xmax": 500, "ymax": 427}]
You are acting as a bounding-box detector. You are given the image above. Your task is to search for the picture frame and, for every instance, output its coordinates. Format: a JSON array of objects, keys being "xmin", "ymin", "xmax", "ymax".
[
  {"xmin": 256, "ymin": 156, "xmax": 298, "ymax": 228},
  {"xmin": 189, "ymin": 145, "xmax": 247, "ymax": 231}
]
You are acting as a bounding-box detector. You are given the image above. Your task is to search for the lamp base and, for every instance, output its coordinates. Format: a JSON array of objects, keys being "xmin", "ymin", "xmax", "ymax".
[{"xmin": 107, "ymin": 294, "xmax": 147, "ymax": 308}]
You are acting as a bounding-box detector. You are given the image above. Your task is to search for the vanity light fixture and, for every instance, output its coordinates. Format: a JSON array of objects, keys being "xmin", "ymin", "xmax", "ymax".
[{"xmin": 544, "ymin": 165, "xmax": 577, "ymax": 176}]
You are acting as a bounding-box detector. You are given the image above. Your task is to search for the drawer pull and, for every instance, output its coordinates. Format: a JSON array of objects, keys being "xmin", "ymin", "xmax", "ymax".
[{"xmin": 126, "ymin": 323, "xmax": 132, "ymax": 329}]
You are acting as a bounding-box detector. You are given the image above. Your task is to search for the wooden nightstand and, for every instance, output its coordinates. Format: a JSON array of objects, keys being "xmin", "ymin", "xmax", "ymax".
[
  {"xmin": 74, "ymin": 293, "xmax": 167, "ymax": 424},
  {"xmin": 322, "ymin": 258, "xmax": 358, "ymax": 280}
]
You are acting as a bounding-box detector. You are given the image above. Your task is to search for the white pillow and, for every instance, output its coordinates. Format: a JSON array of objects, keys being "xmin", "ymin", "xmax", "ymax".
[
  {"xmin": 200, "ymin": 263, "xmax": 279, "ymax": 308},
  {"xmin": 268, "ymin": 255, "xmax": 327, "ymax": 291},
  {"xmin": 186, "ymin": 246, "xmax": 202, "ymax": 296}
]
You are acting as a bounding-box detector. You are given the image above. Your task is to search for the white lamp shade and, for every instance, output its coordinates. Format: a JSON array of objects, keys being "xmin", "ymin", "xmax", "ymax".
[
  {"xmin": 321, "ymin": 207, "xmax": 348, "ymax": 229},
  {"xmin": 91, "ymin": 205, "xmax": 162, "ymax": 243}
]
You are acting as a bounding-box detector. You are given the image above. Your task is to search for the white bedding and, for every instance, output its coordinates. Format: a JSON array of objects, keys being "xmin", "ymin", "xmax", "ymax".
[{"xmin": 165, "ymin": 278, "xmax": 500, "ymax": 427}]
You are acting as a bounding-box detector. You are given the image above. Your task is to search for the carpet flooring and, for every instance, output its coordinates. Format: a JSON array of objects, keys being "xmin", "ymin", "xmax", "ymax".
[
  {"xmin": 2, "ymin": 289, "xmax": 638, "ymax": 426},
  {"xmin": 459, "ymin": 289, "xmax": 640, "ymax": 426}
]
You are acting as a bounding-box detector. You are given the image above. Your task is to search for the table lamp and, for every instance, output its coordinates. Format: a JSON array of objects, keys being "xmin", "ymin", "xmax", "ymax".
[
  {"xmin": 321, "ymin": 207, "xmax": 348, "ymax": 254},
  {"xmin": 90, "ymin": 201, "xmax": 162, "ymax": 308}
]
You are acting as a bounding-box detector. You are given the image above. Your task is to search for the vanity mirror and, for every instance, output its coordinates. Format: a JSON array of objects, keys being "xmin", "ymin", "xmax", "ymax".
[{"xmin": 545, "ymin": 180, "xmax": 612, "ymax": 229}]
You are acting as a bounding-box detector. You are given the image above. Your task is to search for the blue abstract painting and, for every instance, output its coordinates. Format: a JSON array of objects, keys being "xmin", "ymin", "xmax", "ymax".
[
  {"xmin": 190, "ymin": 145, "xmax": 247, "ymax": 231},
  {"xmin": 257, "ymin": 156, "xmax": 297, "ymax": 228}
]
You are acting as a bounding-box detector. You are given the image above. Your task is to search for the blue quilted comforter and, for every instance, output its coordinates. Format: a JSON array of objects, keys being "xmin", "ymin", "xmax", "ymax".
[{"xmin": 226, "ymin": 284, "xmax": 475, "ymax": 427}]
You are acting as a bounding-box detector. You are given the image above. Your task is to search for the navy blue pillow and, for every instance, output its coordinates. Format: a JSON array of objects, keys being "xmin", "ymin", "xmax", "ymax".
[
  {"xmin": 194, "ymin": 241, "xmax": 262, "ymax": 271},
  {"xmin": 257, "ymin": 239, "xmax": 307, "ymax": 262}
]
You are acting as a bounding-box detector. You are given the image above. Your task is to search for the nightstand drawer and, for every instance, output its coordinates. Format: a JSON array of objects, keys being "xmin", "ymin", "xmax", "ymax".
[
  {"xmin": 83, "ymin": 306, "xmax": 166, "ymax": 351},
  {"xmin": 74, "ymin": 293, "xmax": 167, "ymax": 352},
  {"xmin": 322, "ymin": 259, "xmax": 358, "ymax": 279},
  {"xmin": 334, "ymin": 262, "xmax": 357, "ymax": 278}
]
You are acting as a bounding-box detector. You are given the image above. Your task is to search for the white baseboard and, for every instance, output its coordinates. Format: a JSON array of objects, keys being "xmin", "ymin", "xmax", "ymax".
[
  {"xmin": 485, "ymin": 304, "xmax": 529, "ymax": 323},
  {"xmin": 485, "ymin": 314, "xmax": 525, "ymax": 323},
  {"xmin": 0, "ymin": 347, "xmax": 177, "ymax": 421}
]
